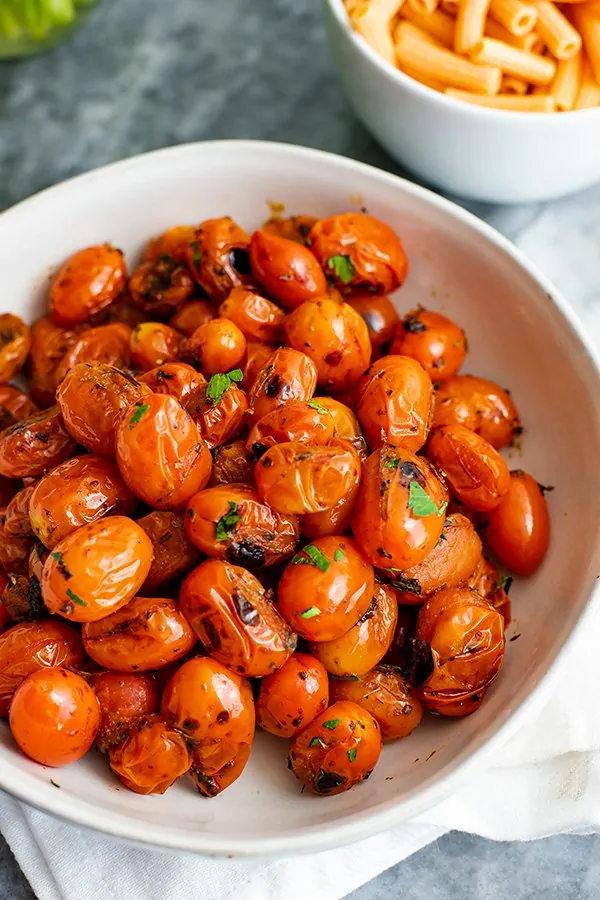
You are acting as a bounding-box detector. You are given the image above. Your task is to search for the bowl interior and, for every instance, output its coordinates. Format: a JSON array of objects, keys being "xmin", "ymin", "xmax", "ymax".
[{"xmin": 1, "ymin": 141, "xmax": 600, "ymax": 857}]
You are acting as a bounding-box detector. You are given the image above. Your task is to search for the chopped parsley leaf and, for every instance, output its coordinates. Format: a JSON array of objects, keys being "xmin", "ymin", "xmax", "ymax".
[
  {"xmin": 347, "ymin": 748, "xmax": 357, "ymax": 762},
  {"xmin": 407, "ymin": 481, "xmax": 439, "ymax": 517},
  {"xmin": 384, "ymin": 457, "xmax": 400, "ymax": 469},
  {"xmin": 334, "ymin": 547, "xmax": 346, "ymax": 562},
  {"xmin": 66, "ymin": 588, "xmax": 86, "ymax": 607},
  {"xmin": 328, "ymin": 254, "xmax": 355, "ymax": 284},
  {"xmin": 322, "ymin": 718, "xmax": 341, "ymax": 730},
  {"xmin": 309, "ymin": 737, "xmax": 327, "ymax": 749},
  {"xmin": 495, "ymin": 575, "xmax": 513, "ymax": 594},
  {"xmin": 128, "ymin": 402, "xmax": 151, "ymax": 430},
  {"xmin": 215, "ymin": 501, "xmax": 241, "ymax": 542},
  {"xmin": 206, "ymin": 369, "xmax": 244, "ymax": 406},
  {"xmin": 191, "ymin": 241, "xmax": 201, "ymax": 268},
  {"xmin": 291, "ymin": 544, "xmax": 330, "ymax": 572},
  {"xmin": 307, "ymin": 399, "xmax": 329, "ymax": 415},
  {"xmin": 299, "ymin": 606, "xmax": 321, "ymax": 619}
]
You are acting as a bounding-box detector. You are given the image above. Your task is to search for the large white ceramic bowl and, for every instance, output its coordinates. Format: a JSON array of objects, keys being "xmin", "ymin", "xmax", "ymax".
[
  {"xmin": 1, "ymin": 140, "xmax": 600, "ymax": 858},
  {"xmin": 324, "ymin": 0, "xmax": 600, "ymax": 203}
]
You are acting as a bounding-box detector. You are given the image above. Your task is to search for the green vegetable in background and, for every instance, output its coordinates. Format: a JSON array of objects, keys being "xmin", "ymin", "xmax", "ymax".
[{"xmin": 0, "ymin": 0, "xmax": 94, "ymax": 43}]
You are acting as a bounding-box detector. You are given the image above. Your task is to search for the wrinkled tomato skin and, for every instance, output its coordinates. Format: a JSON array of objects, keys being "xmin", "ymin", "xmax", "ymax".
[
  {"xmin": 310, "ymin": 583, "xmax": 398, "ymax": 677},
  {"xmin": 179, "ymin": 559, "xmax": 296, "ymax": 677},
  {"xmin": 0, "ymin": 595, "xmax": 8, "ymax": 631},
  {"xmin": 432, "ymin": 375, "xmax": 521, "ymax": 449},
  {"xmin": 329, "ymin": 665, "xmax": 423, "ymax": 742},
  {"xmin": 246, "ymin": 400, "xmax": 335, "ymax": 456},
  {"xmin": 191, "ymin": 740, "xmax": 252, "ymax": 797},
  {"xmin": 50, "ymin": 244, "xmax": 127, "ymax": 325},
  {"xmin": 169, "ymin": 299, "xmax": 216, "ymax": 337},
  {"xmin": 249, "ymin": 229, "xmax": 327, "ymax": 311},
  {"xmin": 139, "ymin": 362, "xmax": 204, "ymax": 403},
  {"xmin": 57, "ymin": 362, "xmax": 152, "ymax": 458},
  {"xmin": 468, "ymin": 555, "xmax": 511, "ymax": 625},
  {"xmin": 0, "ymin": 406, "xmax": 77, "ymax": 479},
  {"xmin": 256, "ymin": 652, "xmax": 329, "ymax": 738},
  {"xmin": 9, "ymin": 667, "xmax": 100, "ymax": 766},
  {"xmin": 55, "ymin": 323, "xmax": 131, "ymax": 384},
  {"xmin": 109, "ymin": 714, "xmax": 191, "ymax": 794},
  {"xmin": 309, "ymin": 213, "xmax": 408, "ymax": 294},
  {"xmin": 41, "ymin": 515, "xmax": 154, "ymax": 624},
  {"xmin": 351, "ymin": 446, "xmax": 448, "ymax": 569},
  {"xmin": 263, "ymin": 215, "xmax": 317, "ymax": 245},
  {"xmin": 219, "ymin": 286, "xmax": 285, "ymax": 343},
  {"xmin": 186, "ymin": 217, "xmax": 252, "ymax": 303},
  {"xmin": 313, "ymin": 396, "xmax": 368, "ymax": 461},
  {"xmin": 0, "ymin": 385, "xmax": 39, "ymax": 432},
  {"xmin": 0, "ymin": 314, "xmax": 31, "ymax": 383},
  {"xmin": 181, "ymin": 318, "xmax": 246, "ymax": 378},
  {"xmin": 4, "ymin": 485, "xmax": 36, "ymax": 537},
  {"xmin": 427, "ymin": 425, "xmax": 510, "ymax": 512},
  {"xmin": 346, "ymin": 292, "xmax": 400, "ymax": 354},
  {"xmin": 82, "ymin": 595, "xmax": 197, "ymax": 672},
  {"xmin": 247, "ymin": 347, "xmax": 318, "ymax": 426},
  {"xmin": 27, "ymin": 315, "xmax": 85, "ymax": 407},
  {"xmin": 242, "ymin": 341, "xmax": 277, "ymax": 393},
  {"xmin": 300, "ymin": 481, "xmax": 360, "ymax": 540},
  {"xmin": 277, "ymin": 536, "xmax": 374, "ymax": 642},
  {"xmin": 356, "ymin": 356, "xmax": 433, "ymax": 452},
  {"xmin": 1, "ymin": 572, "xmax": 45, "ymax": 622},
  {"xmin": 284, "ymin": 299, "xmax": 372, "ymax": 392},
  {"xmin": 128, "ymin": 257, "xmax": 194, "ymax": 317},
  {"xmin": 383, "ymin": 605, "xmax": 418, "ymax": 670},
  {"xmin": 210, "ymin": 440, "xmax": 256, "ymax": 487},
  {"xmin": 145, "ymin": 225, "xmax": 197, "ymax": 263},
  {"xmin": 29, "ymin": 455, "xmax": 136, "ymax": 549},
  {"xmin": 89, "ymin": 671, "xmax": 160, "ymax": 752},
  {"xmin": 185, "ymin": 483, "xmax": 299, "ymax": 568},
  {"xmin": 137, "ymin": 511, "xmax": 201, "ymax": 590},
  {"xmin": 0, "ymin": 516, "xmax": 31, "ymax": 576},
  {"xmin": 390, "ymin": 309, "xmax": 466, "ymax": 382},
  {"xmin": 185, "ymin": 382, "xmax": 248, "ymax": 450},
  {"xmin": 130, "ymin": 322, "xmax": 183, "ymax": 371},
  {"xmin": 288, "ymin": 700, "xmax": 382, "ymax": 796},
  {"xmin": 485, "ymin": 470, "xmax": 550, "ymax": 576},
  {"xmin": 115, "ymin": 394, "xmax": 212, "ymax": 510}
]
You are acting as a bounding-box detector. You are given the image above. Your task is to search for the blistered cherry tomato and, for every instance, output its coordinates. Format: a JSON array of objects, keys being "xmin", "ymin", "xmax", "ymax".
[
  {"xmin": 383, "ymin": 606, "xmax": 418, "ymax": 670},
  {"xmin": 185, "ymin": 381, "xmax": 248, "ymax": 450},
  {"xmin": 427, "ymin": 424, "xmax": 510, "ymax": 512},
  {"xmin": 89, "ymin": 671, "xmax": 160, "ymax": 752},
  {"xmin": 169, "ymin": 299, "xmax": 215, "ymax": 337},
  {"xmin": 0, "ymin": 385, "xmax": 39, "ymax": 431},
  {"xmin": 109, "ymin": 714, "xmax": 191, "ymax": 794},
  {"xmin": 309, "ymin": 212, "xmax": 408, "ymax": 294},
  {"xmin": 313, "ymin": 396, "xmax": 368, "ymax": 461},
  {"xmin": 0, "ymin": 406, "xmax": 77, "ymax": 479},
  {"xmin": 50, "ymin": 244, "xmax": 127, "ymax": 325},
  {"xmin": 181, "ymin": 318, "xmax": 246, "ymax": 377},
  {"xmin": 468, "ymin": 555, "xmax": 512, "ymax": 625},
  {"xmin": 219, "ymin": 286, "xmax": 285, "ymax": 343},
  {"xmin": 256, "ymin": 652, "xmax": 329, "ymax": 738},
  {"xmin": 1, "ymin": 573, "xmax": 45, "ymax": 622},
  {"xmin": 485, "ymin": 470, "xmax": 550, "ymax": 576},
  {"xmin": 103, "ymin": 296, "xmax": 146, "ymax": 330},
  {"xmin": 351, "ymin": 446, "xmax": 448, "ymax": 569},
  {"xmin": 28, "ymin": 315, "xmax": 85, "ymax": 407},
  {"xmin": 139, "ymin": 362, "xmax": 204, "ymax": 403},
  {"xmin": 137, "ymin": 511, "xmax": 201, "ymax": 589},
  {"xmin": 248, "ymin": 347, "xmax": 318, "ymax": 426},
  {"xmin": 115, "ymin": 394, "xmax": 212, "ymax": 510},
  {"xmin": 55, "ymin": 323, "xmax": 131, "ymax": 384},
  {"xmin": 0, "ymin": 515, "xmax": 31, "ymax": 575},
  {"xmin": 0, "ymin": 314, "xmax": 31, "ymax": 383},
  {"xmin": 356, "ymin": 356, "xmax": 433, "ymax": 452},
  {"xmin": 41, "ymin": 515, "xmax": 154, "ymax": 623},
  {"xmin": 246, "ymin": 399, "xmax": 335, "ymax": 456},
  {"xmin": 329, "ymin": 665, "xmax": 423, "ymax": 741},
  {"xmin": 288, "ymin": 700, "xmax": 382, "ymax": 795},
  {"xmin": 346, "ymin": 292, "xmax": 399, "ymax": 354},
  {"xmin": 263, "ymin": 214, "xmax": 317, "ymax": 245},
  {"xmin": 300, "ymin": 481, "xmax": 360, "ymax": 540},
  {"xmin": 390, "ymin": 309, "xmax": 466, "ymax": 381},
  {"xmin": 0, "ymin": 594, "xmax": 8, "ymax": 631},
  {"xmin": 210, "ymin": 440, "xmax": 256, "ymax": 486},
  {"xmin": 249, "ymin": 229, "xmax": 327, "ymax": 310},
  {"xmin": 129, "ymin": 257, "xmax": 195, "ymax": 317},
  {"xmin": 242, "ymin": 341, "xmax": 277, "ymax": 393},
  {"xmin": 4, "ymin": 484, "xmax": 36, "ymax": 537},
  {"xmin": 186, "ymin": 217, "xmax": 252, "ymax": 303},
  {"xmin": 145, "ymin": 225, "xmax": 197, "ymax": 263},
  {"xmin": 130, "ymin": 322, "xmax": 183, "ymax": 371},
  {"xmin": 432, "ymin": 375, "xmax": 521, "ymax": 449}
]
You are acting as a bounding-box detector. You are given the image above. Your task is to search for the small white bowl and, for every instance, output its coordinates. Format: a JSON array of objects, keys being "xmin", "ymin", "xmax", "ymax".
[
  {"xmin": 324, "ymin": 0, "xmax": 600, "ymax": 203},
  {"xmin": 1, "ymin": 140, "xmax": 600, "ymax": 858}
]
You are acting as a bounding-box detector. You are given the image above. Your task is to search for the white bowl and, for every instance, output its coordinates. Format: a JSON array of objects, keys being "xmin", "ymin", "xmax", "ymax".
[
  {"xmin": 324, "ymin": 0, "xmax": 600, "ymax": 203},
  {"xmin": 1, "ymin": 140, "xmax": 600, "ymax": 858}
]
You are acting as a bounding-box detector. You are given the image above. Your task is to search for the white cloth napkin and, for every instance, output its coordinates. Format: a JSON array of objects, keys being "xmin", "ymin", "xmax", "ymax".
[{"xmin": 2, "ymin": 188, "xmax": 600, "ymax": 900}]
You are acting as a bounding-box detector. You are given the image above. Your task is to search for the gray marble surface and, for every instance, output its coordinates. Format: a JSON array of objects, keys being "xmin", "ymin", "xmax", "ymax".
[{"xmin": 0, "ymin": 0, "xmax": 599, "ymax": 898}]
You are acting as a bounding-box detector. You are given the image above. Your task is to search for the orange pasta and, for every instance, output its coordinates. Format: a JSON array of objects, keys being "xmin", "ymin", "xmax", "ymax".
[
  {"xmin": 470, "ymin": 36, "xmax": 557, "ymax": 82},
  {"xmin": 455, "ymin": 0, "xmax": 493, "ymax": 51},
  {"xmin": 446, "ymin": 87, "xmax": 557, "ymax": 106},
  {"xmin": 531, "ymin": 0, "xmax": 582, "ymax": 58},
  {"xmin": 488, "ymin": 0, "xmax": 537, "ymax": 34},
  {"xmin": 550, "ymin": 51, "xmax": 583, "ymax": 107},
  {"xmin": 345, "ymin": 0, "xmax": 407, "ymax": 65},
  {"xmin": 502, "ymin": 74, "xmax": 529, "ymax": 90},
  {"xmin": 572, "ymin": 5, "xmax": 600, "ymax": 82},
  {"xmin": 400, "ymin": 5, "xmax": 455, "ymax": 45},
  {"xmin": 574, "ymin": 53, "xmax": 600, "ymax": 105},
  {"xmin": 485, "ymin": 18, "xmax": 542, "ymax": 47},
  {"xmin": 408, "ymin": 0, "xmax": 441, "ymax": 15}
]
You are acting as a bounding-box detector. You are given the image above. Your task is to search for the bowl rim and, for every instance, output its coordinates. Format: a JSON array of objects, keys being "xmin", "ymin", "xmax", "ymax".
[
  {"xmin": 325, "ymin": 0, "xmax": 600, "ymax": 122},
  {"xmin": 2, "ymin": 138, "xmax": 600, "ymax": 858}
]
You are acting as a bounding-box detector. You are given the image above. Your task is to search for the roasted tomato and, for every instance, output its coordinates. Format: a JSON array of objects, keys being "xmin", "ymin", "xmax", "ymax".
[
  {"xmin": 55, "ymin": 323, "xmax": 132, "ymax": 384},
  {"xmin": 390, "ymin": 309, "xmax": 467, "ymax": 381},
  {"xmin": 283, "ymin": 298, "xmax": 371, "ymax": 392},
  {"xmin": 210, "ymin": 440, "xmax": 256, "ymax": 486},
  {"xmin": 186, "ymin": 217, "xmax": 252, "ymax": 303},
  {"xmin": 0, "ymin": 407, "xmax": 77, "ymax": 479},
  {"xmin": 130, "ymin": 322, "xmax": 183, "ymax": 371},
  {"xmin": 27, "ymin": 540, "xmax": 48, "ymax": 582},
  {"xmin": 432, "ymin": 375, "xmax": 521, "ymax": 449},
  {"xmin": 468, "ymin": 555, "xmax": 512, "ymax": 625},
  {"xmin": 263, "ymin": 214, "xmax": 317, "ymax": 245},
  {"xmin": 247, "ymin": 346, "xmax": 318, "ymax": 426},
  {"xmin": 115, "ymin": 394, "xmax": 212, "ymax": 510},
  {"xmin": 128, "ymin": 256, "xmax": 195, "ymax": 317},
  {"xmin": 356, "ymin": 356, "xmax": 433, "ymax": 452},
  {"xmin": 185, "ymin": 380, "xmax": 248, "ymax": 450},
  {"xmin": 27, "ymin": 315, "xmax": 85, "ymax": 407},
  {"xmin": 427, "ymin": 424, "xmax": 510, "ymax": 512},
  {"xmin": 308, "ymin": 212, "xmax": 408, "ymax": 294},
  {"xmin": 180, "ymin": 559, "xmax": 296, "ymax": 676},
  {"xmin": 0, "ymin": 385, "xmax": 39, "ymax": 431},
  {"xmin": 415, "ymin": 587, "xmax": 505, "ymax": 716},
  {"xmin": 82, "ymin": 595, "xmax": 197, "ymax": 672},
  {"xmin": 288, "ymin": 700, "xmax": 382, "ymax": 795},
  {"xmin": 484, "ymin": 470, "xmax": 550, "ymax": 576},
  {"xmin": 109, "ymin": 714, "xmax": 191, "ymax": 794},
  {"xmin": 4, "ymin": 484, "xmax": 36, "ymax": 537},
  {"xmin": 41, "ymin": 516, "xmax": 154, "ymax": 623},
  {"xmin": 312, "ymin": 396, "xmax": 368, "ymax": 461},
  {"xmin": 9, "ymin": 667, "xmax": 100, "ymax": 766},
  {"xmin": 249, "ymin": 229, "xmax": 327, "ymax": 311},
  {"xmin": 169, "ymin": 299, "xmax": 216, "ymax": 337},
  {"xmin": 346, "ymin": 292, "xmax": 399, "ymax": 354},
  {"xmin": 144, "ymin": 225, "xmax": 197, "ymax": 263},
  {"xmin": 139, "ymin": 362, "xmax": 204, "ymax": 403},
  {"xmin": 0, "ymin": 515, "xmax": 31, "ymax": 575},
  {"xmin": 351, "ymin": 446, "xmax": 448, "ymax": 569},
  {"xmin": 181, "ymin": 318, "xmax": 246, "ymax": 378},
  {"xmin": 89, "ymin": 671, "xmax": 160, "ymax": 752},
  {"xmin": 29, "ymin": 455, "xmax": 136, "ymax": 549},
  {"xmin": 0, "ymin": 594, "xmax": 8, "ymax": 631},
  {"xmin": 255, "ymin": 439, "xmax": 361, "ymax": 516},
  {"xmin": 50, "ymin": 244, "xmax": 127, "ymax": 325},
  {"xmin": 0, "ymin": 314, "xmax": 31, "ymax": 383},
  {"xmin": 310, "ymin": 582, "xmax": 398, "ymax": 676},
  {"xmin": 390, "ymin": 513, "xmax": 482, "ymax": 605},
  {"xmin": 277, "ymin": 536, "xmax": 374, "ymax": 641},
  {"xmin": 246, "ymin": 399, "xmax": 335, "ymax": 456},
  {"xmin": 242, "ymin": 341, "xmax": 277, "ymax": 393},
  {"xmin": 1, "ymin": 573, "xmax": 45, "ymax": 622},
  {"xmin": 329, "ymin": 665, "xmax": 423, "ymax": 741},
  {"xmin": 219, "ymin": 286, "xmax": 285, "ymax": 343},
  {"xmin": 137, "ymin": 511, "xmax": 201, "ymax": 589},
  {"xmin": 161, "ymin": 656, "xmax": 255, "ymax": 796},
  {"xmin": 103, "ymin": 296, "xmax": 146, "ymax": 330},
  {"xmin": 185, "ymin": 483, "xmax": 299, "ymax": 568},
  {"xmin": 256, "ymin": 652, "xmax": 329, "ymax": 738},
  {"xmin": 57, "ymin": 362, "xmax": 152, "ymax": 457},
  {"xmin": 300, "ymin": 481, "xmax": 360, "ymax": 540}
]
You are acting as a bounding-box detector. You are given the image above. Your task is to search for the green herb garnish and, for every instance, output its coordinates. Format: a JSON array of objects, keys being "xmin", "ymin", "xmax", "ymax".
[
  {"xmin": 307, "ymin": 399, "xmax": 329, "ymax": 415},
  {"xmin": 407, "ymin": 481, "xmax": 439, "ymax": 517},
  {"xmin": 299, "ymin": 606, "xmax": 321, "ymax": 619},
  {"xmin": 334, "ymin": 547, "xmax": 346, "ymax": 563},
  {"xmin": 309, "ymin": 737, "xmax": 327, "ymax": 749},
  {"xmin": 347, "ymin": 748, "xmax": 357, "ymax": 762},
  {"xmin": 291, "ymin": 544, "xmax": 330, "ymax": 572},
  {"xmin": 215, "ymin": 501, "xmax": 241, "ymax": 542},
  {"xmin": 191, "ymin": 241, "xmax": 201, "ymax": 268},
  {"xmin": 127, "ymin": 402, "xmax": 151, "ymax": 430},
  {"xmin": 322, "ymin": 718, "xmax": 341, "ymax": 731},
  {"xmin": 66, "ymin": 588, "xmax": 86, "ymax": 607},
  {"xmin": 495, "ymin": 575, "xmax": 513, "ymax": 594},
  {"xmin": 384, "ymin": 458, "xmax": 401, "ymax": 469},
  {"xmin": 206, "ymin": 369, "xmax": 244, "ymax": 406},
  {"xmin": 328, "ymin": 254, "xmax": 355, "ymax": 284}
]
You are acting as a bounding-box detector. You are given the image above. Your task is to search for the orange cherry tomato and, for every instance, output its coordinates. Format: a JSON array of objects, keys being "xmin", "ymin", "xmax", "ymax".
[
  {"xmin": 329, "ymin": 665, "xmax": 423, "ymax": 741},
  {"xmin": 312, "ymin": 396, "xmax": 368, "ymax": 461},
  {"xmin": 219, "ymin": 286, "xmax": 285, "ymax": 343},
  {"xmin": 468, "ymin": 555, "xmax": 512, "ymax": 626},
  {"xmin": 169, "ymin": 299, "xmax": 216, "ymax": 337},
  {"xmin": 50, "ymin": 244, "xmax": 127, "ymax": 325},
  {"xmin": 102, "ymin": 296, "xmax": 146, "ymax": 330},
  {"xmin": 41, "ymin": 515, "xmax": 154, "ymax": 623},
  {"xmin": 308, "ymin": 212, "xmax": 408, "ymax": 294},
  {"xmin": 242, "ymin": 341, "xmax": 277, "ymax": 393},
  {"xmin": 0, "ymin": 514, "xmax": 31, "ymax": 576},
  {"xmin": 10, "ymin": 667, "xmax": 100, "ymax": 766},
  {"xmin": 129, "ymin": 257, "xmax": 195, "ymax": 317},
  {"xmin": 427, "ymin": 424, "xmax": 510, "ymax": 512},
  {"xmin": 0, "ymin": 406, "xmax": 77, "ymax": 479},
  {"xmin": 185, "ymin": 380, "xmax": 248, "ymax": 450},
  {"xmin": 246, "ymin": 399, "xmax": 335, "ymax": 456},
  {"xmin": 185, "ymin": 483, "xmax": 299, "ymax": 568},
  {"xmin": 263, "ymin": 214, "xmax": 317, "ymax": 245},
  {"xmin": 1, "ymin": 571, "xmax": 44, "ymax": 622},
  {"xmin": 249, "ymin": 229, "xmax": 327, "ymax": 311},
  {"xmin": 0, "ymin": 314, "xmax": 31, "ymax": 383},
  {"xmin": 137, "ymin": 510, "xmax": 201, "ymax": 589},
  {"xmin": 144, "ymin": 225, "xmax": 197, "ymax": 263},
  {"xmin": 256, "ymin": 652, "xmax": 329, "ymax": 738},
  {"xmin": 181, "ymin": 318, "xmax": 246, "ymax": 378},
  {"xmin": 346, "ymin": 292, "xmax": 400, "ymax": 354},
  {"xmin": 186, "ymin": 217, "xmax": 252, "ymax": 303},
  {"xmin": 356, "ymin": 356, "xmax": 433, "ymax": 452},
  {"xmin": 0, "ymin": 595, "xmax": 9, "ymax": 631},
  {"xmin": 89, "ymin": 671, "xmax": 160, "ymax": 752},
  {"xmin": 247, "ymin": 346, "xmax": 318, "ymax": 426},
  {"xmin": 390, "ymin": 309, "xmax": 467, "ymax": 381},
  {"xmin": 180, "ymin": 559, "xmax": 297, "ymax": 676},
  {"xmin": 210, "ymin": 440, "xmax": 256, "ymax": 486},
  {"xmin": 300, "ymin": 480, "xmax": 360, "ymax": 541},
  {"xmin": 351, "ymin": 446, "xmax": 448, "ymax": 569},
  {"xmin": 115, "ymin": 394, "xmax": 212, "ymax": 510},
  {"xmin": 109, "ymin": 714, "xmax": 191, "ymax": 794},
  {"xmin": 288, "ymin": 700, "xmax": 382, "ymax": 795},
  {"xmin": 4, "ymin": 484, "xmax": 36, "ymax": 537},
  {"xmin": 139, "ymin": 362, "xmax": 204, "ymax": 403},
  {"xmin": 382, "ymin": 603, "xmax": 418, "ymax": 670},
  {"xmin": 485, "ymin": 470, "xmax": 550, "ymax": 576},
  {"xmin": 432, "ymin": 375, "xmax": 521, "ymax": 449},
  {"xmin": 55, "ymin": 323, "xmax": 131, "ymax": 385},
  {"xmin": 27, "ymin": 315, "xmax": 85, "ymax": 407},
  {"xmin": 277, "ymin": 536, "xmax": 374, "ymax": 641},
  {"xmin": 0, "ymin": 385, "xmax": 39, "ymax": 431},
  {"xmin": 130, "ymin": 322, "xmax": 183, "ymax": 371}
]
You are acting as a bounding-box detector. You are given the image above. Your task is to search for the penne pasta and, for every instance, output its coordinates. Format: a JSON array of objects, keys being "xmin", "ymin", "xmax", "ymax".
[
  {"xmin": 446, "ymin": 87, "xmax": 557, "ymax": 106},
  {"xmin": 440, "ymin": 0, "xmax": 459, "ymax": 13},
  {"xmin": 550, "ymin": 50, "xmax": 583, "ymax": 108},
  {"xmin": 400, "ymin": 5, "xmax": 455, "ymax": 46},
  {"xmin": 397, "ymin": 20, "xmax": 446, "ymax": 44},
  {"xmin": 470, "ymin": 36, "xmax": 557, "ymax": 82},
  {"xmin": 455, "ymin": 0, "xmax": 493, "ymax": 52},
  {"xmin": 345, "ymin": 0, "xmax": 407, "ymax": 65},
  {"xmin": 530, "ymin": 0, "xmax": 582, "ymax": 58},
  {"xmin": 398, "ymin": 61, "xmax": 449, "ymax": 88},
  {"xmin": 485, "ymin": 18, "xmax": 540, "ymax": 47},
  {"xmin": 574, "ymin": 53, "xmax": 600, "ymax": 105},
  {"xmin": 572, "ymin": 5, "xmax": 600, "ymax": 83},
  {"xmin": 488, "ymin": 0, "xmax": 537, "ymax": 34},
  {"xmin": 502, "ymin": 74, "xmax": 530, "ymax": 90},
  {"xmin": 407, "ymin": 0, "xmax": 441, "ymax": 16}
]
